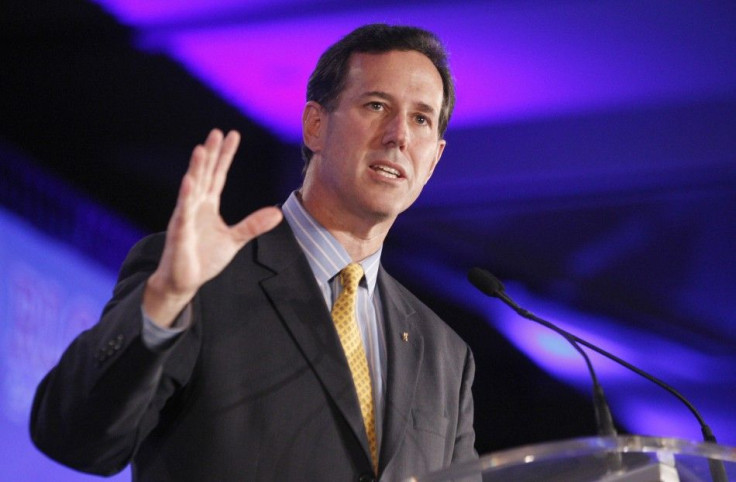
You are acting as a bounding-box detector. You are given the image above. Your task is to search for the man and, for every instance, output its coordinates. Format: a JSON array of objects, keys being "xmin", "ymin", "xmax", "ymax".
[{"xmin": 31, "ymin": 24, "xmax": 477, "ymax": 481}]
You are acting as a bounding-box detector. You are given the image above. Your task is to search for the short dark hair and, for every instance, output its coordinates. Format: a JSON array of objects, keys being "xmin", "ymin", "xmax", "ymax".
[{"xmin": 301, "ymin": 24, "xmax": 455, "ymax": 166}]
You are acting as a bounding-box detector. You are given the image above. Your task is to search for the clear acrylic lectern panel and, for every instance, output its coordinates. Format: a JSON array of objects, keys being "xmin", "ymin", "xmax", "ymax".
[{"xmin": 405, "ymin": 436, "xmax": 736, "ymax": 482}]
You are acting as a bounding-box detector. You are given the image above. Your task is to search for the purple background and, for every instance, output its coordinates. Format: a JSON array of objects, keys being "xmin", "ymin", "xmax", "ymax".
[{"xmin": 1, "ymin": 0, "xmax": 735, "ymax": 479}]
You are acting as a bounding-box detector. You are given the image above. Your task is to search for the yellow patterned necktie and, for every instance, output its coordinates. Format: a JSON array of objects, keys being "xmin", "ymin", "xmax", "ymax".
[{"xmin": 331, "ymin": 263, "xmax": 378, "ymax": 473}]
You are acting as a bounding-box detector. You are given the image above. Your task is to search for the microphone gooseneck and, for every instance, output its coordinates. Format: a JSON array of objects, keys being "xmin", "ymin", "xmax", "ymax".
[
  {"xmin": 468, "ymin": 267, "xmax": 617, "ymax": 438},
  {"xmin": 468, "ymin": 267, "xmax": 728, "ymax": 482}
]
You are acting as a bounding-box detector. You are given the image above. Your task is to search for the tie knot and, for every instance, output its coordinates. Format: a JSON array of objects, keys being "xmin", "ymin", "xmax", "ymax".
[{"xmin": 340, "ymin": 263, "xmax": 364, "ymax": 290}]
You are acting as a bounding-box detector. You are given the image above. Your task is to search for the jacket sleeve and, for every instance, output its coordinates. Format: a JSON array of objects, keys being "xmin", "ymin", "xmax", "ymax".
[
  {"xmin": 452, "ymin": 344, "xmax": 478, "ymax": 464},
  {"xmin": 29, "ymin": 234, "xmax": 201, "ymax": 475}
]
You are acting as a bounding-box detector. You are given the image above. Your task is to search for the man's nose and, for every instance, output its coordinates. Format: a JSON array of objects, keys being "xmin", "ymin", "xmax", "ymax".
[{"xmin": 382, "ymin": 112, "xmax": 409, "ymax": 149}]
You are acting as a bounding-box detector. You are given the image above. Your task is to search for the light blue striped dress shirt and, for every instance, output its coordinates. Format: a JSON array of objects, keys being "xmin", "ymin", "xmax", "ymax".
[{"xmin": 282, "ymin": 192, "xmax": 386, "ymax": 448}]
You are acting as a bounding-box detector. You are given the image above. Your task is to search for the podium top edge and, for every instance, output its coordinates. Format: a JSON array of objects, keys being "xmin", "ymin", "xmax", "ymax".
[{"xmin": 478, "ymin": 435, "xmax": 736, "ymax": 470}]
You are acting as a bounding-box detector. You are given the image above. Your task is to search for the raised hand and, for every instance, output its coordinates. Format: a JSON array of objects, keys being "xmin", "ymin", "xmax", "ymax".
[{"xmin": 143, "ymin": 129, "xmax": 283, "ymax": 327}]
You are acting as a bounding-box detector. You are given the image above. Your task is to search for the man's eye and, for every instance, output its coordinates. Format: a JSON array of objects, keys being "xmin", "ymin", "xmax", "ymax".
[
  {"xmin": 367, "ymin": 102, "xmax": 383, "ymax": 111},
  {"xmin": 415, "ymin": 114, "xmax": 429, "ymax": 125}
]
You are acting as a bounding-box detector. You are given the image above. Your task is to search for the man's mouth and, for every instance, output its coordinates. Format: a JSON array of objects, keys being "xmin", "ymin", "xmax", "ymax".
[{"xmin": 371, "ymin": 164, "xmax": 402, "ymax": 179}]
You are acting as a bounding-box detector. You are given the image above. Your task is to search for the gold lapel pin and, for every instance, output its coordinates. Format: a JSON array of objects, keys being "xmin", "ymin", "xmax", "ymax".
[{"xmin": 401, "ymin": 332, "xmax": 409, "ymax": 342}]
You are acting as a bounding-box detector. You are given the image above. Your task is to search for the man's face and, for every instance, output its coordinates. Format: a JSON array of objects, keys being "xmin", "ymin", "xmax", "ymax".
[{"xmin": 303, "ymin": 50, "xmax": 446, "ymax": 225}]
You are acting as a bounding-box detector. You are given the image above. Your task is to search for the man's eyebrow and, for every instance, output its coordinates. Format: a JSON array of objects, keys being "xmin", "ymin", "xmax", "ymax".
[
  {"xmin": 360, "ymin": 91, "xmax": 439, "ymax": 116},
  {"xmin": 360, "ymin": 91, "xmax": 392, "ymax": 102}
]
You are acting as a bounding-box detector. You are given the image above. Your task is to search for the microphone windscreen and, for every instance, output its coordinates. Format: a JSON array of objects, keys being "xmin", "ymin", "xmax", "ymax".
[{"xmin": 467, "ymin": 267, "xmax": 504, "ymax": 297}]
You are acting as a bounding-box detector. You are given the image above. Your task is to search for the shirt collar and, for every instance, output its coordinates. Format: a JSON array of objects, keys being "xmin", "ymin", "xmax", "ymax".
[{"xmin": 282, "ymin": 191, "xmax": 382, "ymax": 296}]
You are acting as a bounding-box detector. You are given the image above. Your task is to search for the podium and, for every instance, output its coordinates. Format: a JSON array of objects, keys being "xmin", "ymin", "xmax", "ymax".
[{"xmin": 405, "ymin": 435, "xmax": 736, "ymax": 481}]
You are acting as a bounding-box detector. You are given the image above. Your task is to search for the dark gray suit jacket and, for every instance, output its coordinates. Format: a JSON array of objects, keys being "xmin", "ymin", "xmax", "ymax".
[{"xmin": 31, "ymin": 220, "xmax": 477, "ymax": 481}]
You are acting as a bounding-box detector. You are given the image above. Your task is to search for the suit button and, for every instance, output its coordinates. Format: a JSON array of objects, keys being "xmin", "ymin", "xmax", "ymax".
[{"xmin": 358, "ymin": 475, "xmax": 375, "ymax": 482}]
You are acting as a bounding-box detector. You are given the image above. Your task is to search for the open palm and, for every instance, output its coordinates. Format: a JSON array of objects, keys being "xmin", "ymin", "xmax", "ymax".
[{"xmin": 144, "ymin": 129, "xmax": 282, "ymax": 326}]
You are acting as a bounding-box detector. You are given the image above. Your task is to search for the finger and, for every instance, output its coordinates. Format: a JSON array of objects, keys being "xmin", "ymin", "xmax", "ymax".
[
  {"xmin": 210, "ymin": 130, "xmax": 241, "ymax": 195},
  {"xmin": 185, "ymin": 129, "xmax": 220, "ymax": 195},
  {"xmin": 201, "ymin": 129, "xmax": 225, "ymax": 187},
  {"xmin": 230, "ymin": 206, "xmax": 283, "ymax": 244},
  {"xmin": 185, "ymin": 143, "xmax": 208, "ymax": 196},
  {"xmin": 178, "ymin": 129, "xmax": 220, "ymax": 217},
  {"xmin": 204, "ymin": 128, "xmax": 224, "ymax": 151},
  {"xmin": 168, "ymin": 170, "xmax": 196, "ymax": 234}
]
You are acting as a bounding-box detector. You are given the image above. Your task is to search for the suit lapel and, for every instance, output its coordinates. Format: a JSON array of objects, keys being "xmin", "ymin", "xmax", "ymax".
[
  {"xmin": 377, "ymin": 269, "xmax": 423, "ymax": 472},
  {"xmin": 252, "ymin": 221, "xmax": 373, "ymax": 464}
]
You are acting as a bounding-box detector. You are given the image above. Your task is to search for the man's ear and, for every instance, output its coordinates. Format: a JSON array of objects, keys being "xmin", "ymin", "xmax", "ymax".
[
  {"xmin": 424, "ymin": 138, "xmax": 446, "ymax": 184},
  {"xmin": 302, "ymin": 101, "xmax": 325, "ymax": 153}
]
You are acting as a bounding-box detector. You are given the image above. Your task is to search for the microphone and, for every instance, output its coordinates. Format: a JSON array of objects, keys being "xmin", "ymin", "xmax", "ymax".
[
  {"xmin": 467, "ymin": 267, "xmax": 617, "ymax": 439},
  {"xmin": 468, "ymin": 267, "xmax": 728, "ymax": 482}
]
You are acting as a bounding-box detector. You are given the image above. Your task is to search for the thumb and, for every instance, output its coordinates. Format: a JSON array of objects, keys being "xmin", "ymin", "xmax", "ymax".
[{"xmin": 231, "ymin": 206, "xmax": 283, "ymax": 243}]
